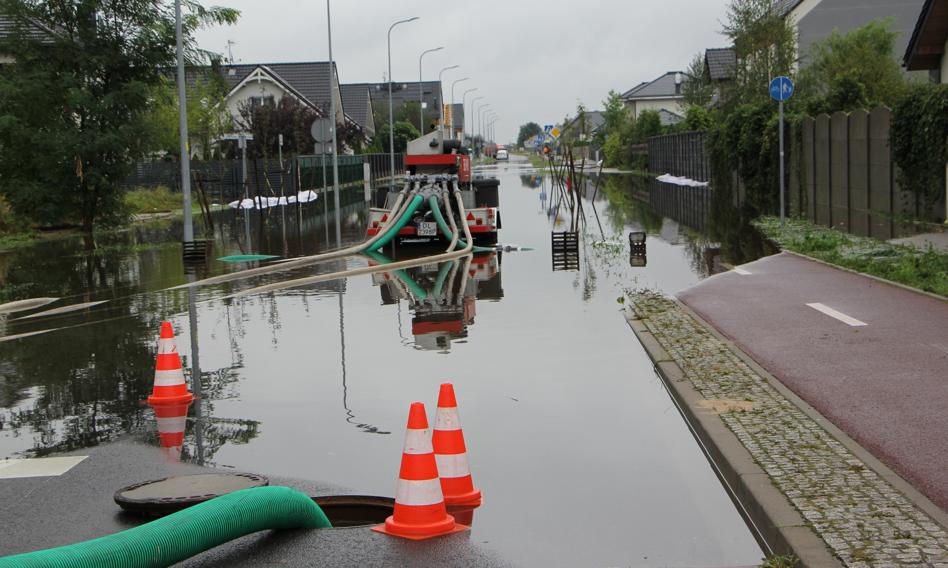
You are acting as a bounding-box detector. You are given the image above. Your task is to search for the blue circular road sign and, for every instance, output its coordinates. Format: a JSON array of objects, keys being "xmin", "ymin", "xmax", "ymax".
[{"xmin": 770, "ymin": 76, "xmax": 795, "ymax": 102}]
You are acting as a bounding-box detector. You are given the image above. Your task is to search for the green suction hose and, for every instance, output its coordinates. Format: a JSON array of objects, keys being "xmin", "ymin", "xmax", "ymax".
[
  {"xmin": 370, "ymin": 194, "xmax": 425, "ymax": 252},
  {"xmin": 362, "ymin": 250, "xmax": 428, "ymax": 300},
  {"xmin": 428, "ymin": 195, "xmax": 494, "ymax": 253},
  {"xmin": 432, "ymin": 259, "xmax": 454, "ymax": 297},
  {"xmin": 0, "ymin": 486, "xmax": 330, "ymax": 568}
]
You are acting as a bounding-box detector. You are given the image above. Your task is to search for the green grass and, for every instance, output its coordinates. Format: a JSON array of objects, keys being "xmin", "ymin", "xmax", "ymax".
[
  {"xmin": 759, "ymin": 555, "xmax": 799, "ymax": 568},
  {"xmin": 124, "ymin": 186, "xmax": 183, "ymax": 215},
  {"xmin": 754, "ymin": 217, "xmax": 948, "ymax": 297},
  {"xmin": 525, "ymin": 153, "xmax": 550, "ymax": 170}
]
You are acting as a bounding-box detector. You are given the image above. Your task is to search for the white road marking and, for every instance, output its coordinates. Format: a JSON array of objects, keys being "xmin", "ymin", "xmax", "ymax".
[
  {"xmin": 734, "ymin": 267, "xmax": 752, "ymax": 275},
  {"xmin": 806, "ymin": 303, "xmax": 867, "ymax": 327},
  {"xmin": 0, "ymin": 456, "xmax": 88, "ymax": 479}
]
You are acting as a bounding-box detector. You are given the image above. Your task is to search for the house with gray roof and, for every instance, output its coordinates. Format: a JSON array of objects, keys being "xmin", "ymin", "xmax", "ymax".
[
  {"xmin": 0, "ymin": 12, "xmax": 57, "ymax": 65},
  {"xmin": 218, "ymin": 62, "xmax": 345, "ymax": 126},
  {"xmin": 621, "ymin": 71, "xmax": 686, "ymax": 123},
  {"xmin": 904, "ymin": 0, "xmax": 948, "ymax": 82},
  {"xmin": 185, "ymin": 61, "xmax": 370, "ymax": 146},
  {"xmin": 704, "ymin": 48, "xmax": 736, "ymax": 82},
  {"xmin": 339, "ymin": 84, "xmax": 375, "ymax": 137},
  {"xmin": 782, "ymin": 0, "xmax": 926, "ymax": 66},
  {"xmin": 347, "ymin": 81, "xmax": 444, "ymax": 132}
]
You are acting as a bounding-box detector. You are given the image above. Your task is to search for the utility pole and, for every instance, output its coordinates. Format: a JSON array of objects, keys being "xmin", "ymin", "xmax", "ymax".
[
  {"xmin": 175, "ymin": 0, "xmax": 194, "ymax": 246},
  {"xmin": 327, "ymin": 0, "xmax": 344, "ymax": 245}
]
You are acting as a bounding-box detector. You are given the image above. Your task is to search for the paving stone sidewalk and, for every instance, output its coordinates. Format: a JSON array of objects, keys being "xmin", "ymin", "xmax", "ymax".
[{"xmin": 628, "ymin": 291, "xmax": 948, "ymax": 568}]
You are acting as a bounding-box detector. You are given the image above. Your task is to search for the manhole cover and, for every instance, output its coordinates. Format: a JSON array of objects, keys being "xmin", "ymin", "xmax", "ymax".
[
  {"xmin": 114, "ymin": 473, "xmax": 269, "ymax": 516},
  {"xmin": 312, "ymin": 495, "xmax": 394, "ymax": 528}
]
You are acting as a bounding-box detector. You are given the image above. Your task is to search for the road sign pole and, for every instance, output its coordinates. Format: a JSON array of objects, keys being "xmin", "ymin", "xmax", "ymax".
[
  {"xmin": 770, "ymin": 76, "xmax": 793, "ymax": 227},
  {"xmin": 779, "ymin": 100, "xmax": 785, "ymax": 227}
]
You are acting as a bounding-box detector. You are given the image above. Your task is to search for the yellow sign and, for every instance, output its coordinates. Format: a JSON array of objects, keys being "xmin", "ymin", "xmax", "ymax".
[{"xmin": 551, "ymin": 127, "xmax": 561, "ymax": 138}]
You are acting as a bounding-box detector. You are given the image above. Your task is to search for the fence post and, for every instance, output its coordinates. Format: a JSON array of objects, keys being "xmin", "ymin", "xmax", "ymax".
[{"xmin": 363, "ymin": 161, "xmax": 372, "ymax": 202}]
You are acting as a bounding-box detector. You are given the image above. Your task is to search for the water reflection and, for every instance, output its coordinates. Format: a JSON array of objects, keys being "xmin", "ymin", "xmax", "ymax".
[
  {"xmin": 369, "ymin": 251, "xmax": 503, "ymax": 352},
  {"xmin": 591, "ymin": 174, "xmax": 777, "ymax": 278},
  {"xmin": 1, "ymin": 169, "xmax": 770, "ymax": 466}
]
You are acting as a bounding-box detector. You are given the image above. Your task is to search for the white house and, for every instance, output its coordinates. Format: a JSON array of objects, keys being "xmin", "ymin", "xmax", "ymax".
[
  {"xmin": 779, "ymin": 0, "xmax": 926, "ymax": 66},
  {"xmin": 217, "ymin": 62, "xmax": 352, "ymax": 133},
  {"xmin": 903, "ymin": 0, "xmax": 948, "ymax": 221},
  {"xmin": 621, "ymin": 72, "xmax": 686, "ymax": 123}
]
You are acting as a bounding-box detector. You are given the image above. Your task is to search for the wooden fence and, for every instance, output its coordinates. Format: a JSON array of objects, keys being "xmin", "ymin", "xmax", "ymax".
[{"xmin": 645, "ymin": 110, "xmax": 946, "ymax": 239}]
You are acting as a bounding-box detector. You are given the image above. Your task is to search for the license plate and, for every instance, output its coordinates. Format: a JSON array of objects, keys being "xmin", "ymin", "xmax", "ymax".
[{"xmin": 417, "ymin": 222, "xmax": 438, "ymax": 237}]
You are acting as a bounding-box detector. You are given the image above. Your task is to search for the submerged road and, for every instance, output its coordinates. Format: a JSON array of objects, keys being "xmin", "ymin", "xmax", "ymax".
[{"xmin": 679, "ymin": 252, "xmax": 948, "ymax": 511}]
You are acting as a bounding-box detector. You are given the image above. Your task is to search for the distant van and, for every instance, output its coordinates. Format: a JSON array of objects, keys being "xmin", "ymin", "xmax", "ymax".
[{"xmin": 496, "ymin": 149, "xmax": 509, "ymax": 161}]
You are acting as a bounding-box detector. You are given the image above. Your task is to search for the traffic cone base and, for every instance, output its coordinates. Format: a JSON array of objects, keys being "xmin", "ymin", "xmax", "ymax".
[
  {"xmin": 374, "ymin": 402, "xmax": 467, "ymax": 540},
  {"xmin": 372, "ymin": 511, "xmax": 467, "ymax": 540}
]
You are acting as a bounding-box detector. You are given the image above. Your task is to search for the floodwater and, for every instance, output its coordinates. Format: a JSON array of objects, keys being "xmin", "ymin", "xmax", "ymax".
[{"xmin": 0, "ymin": 156, "xmax": 776, "ymax": 567}]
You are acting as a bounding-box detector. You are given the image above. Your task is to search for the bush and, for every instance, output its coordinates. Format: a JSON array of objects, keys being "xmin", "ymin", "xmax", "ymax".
[
  {"xmin": 124, "ymin": 186, "xmax": 181, "ymax": 215},
  {"xmin": 891, "ymin": 83, "xmax": 948, "ymax": 211}
]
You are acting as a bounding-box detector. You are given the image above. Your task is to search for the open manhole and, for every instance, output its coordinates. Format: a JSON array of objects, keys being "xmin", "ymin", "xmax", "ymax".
[
  {"xmin": 115, "ymin": 473, "xmax": 269, "ymax": 517},
  {"xmin": 312, "ymin": 495, "xmax": 394, "ymax": 528}
]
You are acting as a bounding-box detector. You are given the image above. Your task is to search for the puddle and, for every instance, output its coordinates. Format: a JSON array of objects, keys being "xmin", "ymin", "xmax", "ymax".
[{"xmin": 0, "ymin": 157, "xmax": 774, "ymax": 567}]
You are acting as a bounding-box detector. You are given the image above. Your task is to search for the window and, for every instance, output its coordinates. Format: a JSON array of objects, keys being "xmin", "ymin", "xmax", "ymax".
[{"xmin": 250, "ymin": 95, "xmax": 274, "ymax": 109}]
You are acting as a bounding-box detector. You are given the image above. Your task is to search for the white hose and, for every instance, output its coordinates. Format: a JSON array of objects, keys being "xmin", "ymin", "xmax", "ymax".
[
  {"xmin": 230, "ymin": 182, "xmax": 475, "ymax": 299},
  {"xmin": 171, "ymin": 181, "xmax": 416, "ymax": 291},
  {"xmin": 441, "ymin": 181, "xmax": 460, "ymax": 253}
]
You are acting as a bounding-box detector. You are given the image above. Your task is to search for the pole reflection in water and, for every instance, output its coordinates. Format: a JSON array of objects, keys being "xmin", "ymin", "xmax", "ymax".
[
  {"xmin": 187, "ymin": 275, "xmax": 205, "ymax": 465},
  {"xmin": 339, "ymin": 276, "xmax": 390, "ymax": 435}
]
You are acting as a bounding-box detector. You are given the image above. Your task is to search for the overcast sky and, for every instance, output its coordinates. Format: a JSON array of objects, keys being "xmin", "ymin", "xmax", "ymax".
[{"xmin": 196, "ymin": 0, "xmax": 733, "ymax": 142}]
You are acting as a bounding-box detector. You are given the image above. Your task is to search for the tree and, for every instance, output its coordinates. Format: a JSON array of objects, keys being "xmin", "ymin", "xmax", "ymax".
[
  {"xmin": 722, "ymin": 0, "xmax": 796, "ymax": 104},
  {"xmin": 516, "ymin": 122, "xmax": 542, "ymax": 147},
  {"xmin": 235, "ymin": 97, "xmax": 321, "ymax": 160},
  {"xmin": 797, "ymin": 19, "xmax": 908, "ymax": 114},
  {"xmin": 633, "ymin": 110, "xmax": 663, "ymax": 142},
  {"xmin": 377, "ymin": 121, "xmax": 421, "ymax": 153},
  {"xmin": 0, "ymin": 0, "xmax": 238, "ymax": 231},
  {"xmin": 147, "ymin": 74, "xmax": 232, "ymax": 160},
  {"xmin": 682, "ymin": 54, "xmax": 714, "ymax": 108},
  {"xmin": 601, "ymin": 91, "xmax": 628, "ymax": 133}
]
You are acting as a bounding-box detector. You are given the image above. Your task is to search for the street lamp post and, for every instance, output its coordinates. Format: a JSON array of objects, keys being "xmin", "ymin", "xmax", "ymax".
[
  {"xmin": 388, "ymin": 16, "xmax": 419, "ymax": 192},
  {"xmin": 174, "ymin": 0, "xmax": 193, "ymax": 246},
  {"xmin": 461, "ymin": 87, "xmax": 478, "ymax": 147},
  {"xmin": 437, "ymin": 65, "xmax": 459, "ymax": 138},
  {"xmin": 483, "ymin": 110, "xmax": 495, "ymax": 144},
  {"xmin": 475, "ymin": 103, "xmax": 490, "ymax": 157},
  {"xmin": 449, "ymin": 77, "xmax": 469, "ymax": 139},
  {"xmin": 469, "ymin": 96, "xmax": 484, "ymax": 151},
  {"xmin": 418, "ymin": 46, "xmax": 443, "ymax": 133},
  {"xmin": 327, "ymin": 0, "xmax": 345, "ymax": 244}
]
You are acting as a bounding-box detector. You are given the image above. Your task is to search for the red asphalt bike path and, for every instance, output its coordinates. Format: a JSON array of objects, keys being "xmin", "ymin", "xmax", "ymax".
[{"xmin": 678, "ymin": 252, "xmax": 948, "ymax": 512}]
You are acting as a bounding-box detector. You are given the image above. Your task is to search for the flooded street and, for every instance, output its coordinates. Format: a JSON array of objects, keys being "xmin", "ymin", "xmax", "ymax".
[{"xmin": 0, "ymin": 156, "xmax": 773, "ymax": 567}]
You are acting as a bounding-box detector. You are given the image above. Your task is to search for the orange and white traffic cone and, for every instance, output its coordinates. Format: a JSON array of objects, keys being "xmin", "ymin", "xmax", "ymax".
[
  {"xmin": 149, "ymin": 399, "xmax": 191, "ymax": 462},
  {"xmin": 432, "ymin": 383, "xmax": 482, "ymax": 507},
  {"xmin": 373, "ymin": 402, "xmax": 467, "ymax": 540},
  {"xmin": 146, "ymin": 322, "xmax": 194, "ymax": 406}
]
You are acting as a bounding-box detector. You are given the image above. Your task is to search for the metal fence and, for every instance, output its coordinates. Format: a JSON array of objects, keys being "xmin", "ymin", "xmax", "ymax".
[
  {"xmin": 123, "ymin": 153, "xmax": 404, "ymax": 204},
  {"xmin": 647, "ymin": 131, "xmax": 711, "ymax": 182},
  {"xmin": 646, "ymin": 177, "xmax": 713, "ymax": 232}
]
